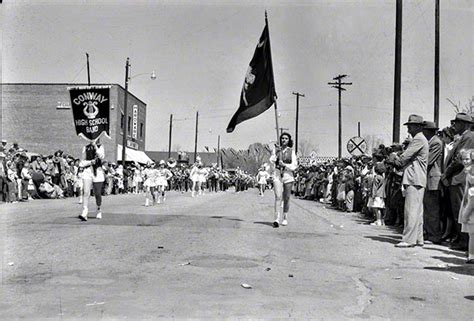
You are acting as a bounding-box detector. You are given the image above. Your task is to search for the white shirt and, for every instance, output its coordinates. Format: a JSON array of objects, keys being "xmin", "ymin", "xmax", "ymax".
[{"xmin": 80, "ymin": 144, "xmax": 105, "ymax": 181}]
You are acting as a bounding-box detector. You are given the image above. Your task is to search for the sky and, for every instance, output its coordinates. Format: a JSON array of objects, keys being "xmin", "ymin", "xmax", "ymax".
[{"xmin": 1, "ymin": 0, "xmax": 472, "ymax": 156}]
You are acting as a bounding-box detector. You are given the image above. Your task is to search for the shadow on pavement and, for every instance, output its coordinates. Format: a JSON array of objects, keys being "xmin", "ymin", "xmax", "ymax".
[
  {"xmin": 421, "ymin": 246, "xmax": 467, "ymax": 258},
  {"xmin": 465, "ymin": 296, "xmax": 474, "ymax": 301},
  {"xmin": 51, "ymin": 214, "xmax": 242, "ymax": 228},
  {"xmin": 364, "ymin": 235, "xmax": 400, "ymax": 245},
  {"xmin": 353, "ymin": 219, "xmax": 372, "ymax": 225},
  {"xmin": 424, "ymin": 265, "xmax": 474, "ymax": 277},
  {"xmin": 211, "ymin": 216, "xmax": 244, "ymax": 222},
  {"xmin": 380, "ymin": 234, "xmax": 402, "ymax": 239},
  {"xmin": 384, "ymin": 225, "xmax": 404, "ymax": 233},
  {"xmin": 253, "ymin": 221, "xmax": 274, "ymax": 227},
  {"xmin": 431, "ymin": 255, "xmax": 466, "ymax": 265}
]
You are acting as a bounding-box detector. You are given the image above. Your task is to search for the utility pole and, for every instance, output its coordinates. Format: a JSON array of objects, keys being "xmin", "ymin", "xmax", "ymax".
[
  {"xmin": 168, "ymin": 114, "xmax": 173, "ymax": 158},
  {"xmin": 292, "ymin": 92, "xmax": 305, "ymax": 155},
  {"xmin": 194, "ymin": 111, "xmax": 199, "ymax": 163},
  {"xmin": 393, "ymin": 0, "xmax": 403, "ymax": 143},
  {"xmin": 217, "ymin": 135, "xmax": 221, "ymax": 168},
  {"xmin": 434, "ymin": 0, "xmax": 440, "ymax": 127},
  {"xmin": 328, "ymin": 74, "xmax": 352, "ymax": 158},
  {"xmin": 86, "ymin": 53, "xmax": 91, "ymax": 86},
  {"xmin": 121, "ymin": 57, "xmax": 130, "ymax": 166}
]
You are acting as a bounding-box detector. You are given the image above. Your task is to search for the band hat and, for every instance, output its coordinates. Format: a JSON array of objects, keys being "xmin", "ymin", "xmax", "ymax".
[
  {"xmin": 1, "ymin": 139, "xmax": 6, "ymax": 143},
  {"xmin": 159, "ymin": 160, "xmax": 166, "ymax": 165},
  {"xmin": 423, "ymin": 121, "xmax": 439, "ymax": 130},
  {"xmin": 451, "ymin": 112, "xmax": 473, "ymax": 124},
  {"xmin": 403, "ymin": 114, "xmax": 424, "ymax": 125}
]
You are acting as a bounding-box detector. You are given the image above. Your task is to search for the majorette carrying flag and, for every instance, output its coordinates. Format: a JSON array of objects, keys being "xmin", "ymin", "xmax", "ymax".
[
  {"xmin": 68, "ymin": 86, "xmax": 111, "ymax": 141},
  {"xmin": 226, "ymin": 19, "xmax": 276, "ymax": 133}
]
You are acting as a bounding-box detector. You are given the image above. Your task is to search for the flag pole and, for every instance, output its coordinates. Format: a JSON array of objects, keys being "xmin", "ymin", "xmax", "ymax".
[{"xmin": 265, "ymin": 12, "xmax": 280, "ymax": 144}]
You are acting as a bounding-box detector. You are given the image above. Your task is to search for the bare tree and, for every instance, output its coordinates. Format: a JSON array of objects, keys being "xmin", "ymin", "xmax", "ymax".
[
  {"xmin": 172, "ymin": 143, "xmax": 182, "ymax": 152},
  {"xmin": 446, "ymin": 97, "xmax": 473, "ymax": 114},
  {"xmin": 362, "ymin": 134, "xmax": 385, "ymax": 154},
  {"xmin": 298, "ymin": 138, "xmax": 319, "ymax": 156}
]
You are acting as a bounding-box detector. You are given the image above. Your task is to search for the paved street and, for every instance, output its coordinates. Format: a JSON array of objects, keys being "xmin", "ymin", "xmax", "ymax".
[{"xmin": 1, "ymin": 189, "xmax": 473, "ymax": 320}]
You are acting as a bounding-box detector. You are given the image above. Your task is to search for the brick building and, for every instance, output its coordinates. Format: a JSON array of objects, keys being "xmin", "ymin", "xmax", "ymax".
[{"xmin": 1, "ymin": 83, "xmax": 150, "ymax": 163}]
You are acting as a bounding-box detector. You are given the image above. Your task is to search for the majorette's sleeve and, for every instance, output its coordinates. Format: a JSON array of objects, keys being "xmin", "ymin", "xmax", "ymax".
[
  {"xmin": 283, "ymin": 150, "xmax": 298, "ymax": 171},
  {"xmin": 96, "ymin": 145, "xmax": 105, "ymax": 160},
  {"xmin": 80, "ymin": 146, "xmax": 92, "ymax": 167},
  {"xmin": 269, "ymin": 148, "xmax": 277, "ymax": 163}
]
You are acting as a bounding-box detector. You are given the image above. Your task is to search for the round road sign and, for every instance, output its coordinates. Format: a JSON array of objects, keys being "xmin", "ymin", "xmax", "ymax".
[{"xmin": 347, "ymin": 136, "xmax": 367, "ymax": 156}]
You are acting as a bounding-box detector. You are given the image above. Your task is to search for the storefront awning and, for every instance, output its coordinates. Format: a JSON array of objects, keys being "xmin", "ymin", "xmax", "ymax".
[{"xmin": 117, "ymin": 144, "xmax": 152, "ymax": 164}]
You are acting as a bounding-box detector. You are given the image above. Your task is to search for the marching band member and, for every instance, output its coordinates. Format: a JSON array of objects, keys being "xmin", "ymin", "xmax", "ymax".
[
  {"xmin": 143, "ymin": 161, "xmax": 157, "ymax": 206},
  {"xmin": 79, "ymin": 139, "xmax": 105, "ymax": 221},
  {"xmin": 155, "ymin": 160, "xmax": 173, "ymax": 203},
  {"xmin": 198, "ymin": 164, "xmax": 208, "ymax": 195},
  {"xmin": 256, "ymin": 165, "xmax": 270, "ymax": 196},
  {"xmin": 269, "ymin": 133, "xmax": 298, "ymax": 228},
  {"xmin": 190, "ymin": 162, "xmax": 201, "ymax": 197}
]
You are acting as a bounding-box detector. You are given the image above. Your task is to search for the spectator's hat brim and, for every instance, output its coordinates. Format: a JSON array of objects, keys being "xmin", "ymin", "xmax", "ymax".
[
  {"xmin": 451, "ymin": 112, "xmax": 474, "ymax": 124},
  {"xmin": 403, "ymin": 114, "xmax": 424, "ymax": 125},
  {"xmin": 423, "ymin": 121, "xmax": 439, "ymax": 130}
]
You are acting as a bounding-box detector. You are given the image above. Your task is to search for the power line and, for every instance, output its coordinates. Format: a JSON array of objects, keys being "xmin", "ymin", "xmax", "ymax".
[{"xmin": 328, "ymin": 74, "xmax": 352, "ymax": 158}]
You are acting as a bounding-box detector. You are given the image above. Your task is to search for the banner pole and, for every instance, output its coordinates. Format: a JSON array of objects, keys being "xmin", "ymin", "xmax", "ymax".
[{"xmin": 274, "ymin": 100, "xmax": 280, "ymax": 143}]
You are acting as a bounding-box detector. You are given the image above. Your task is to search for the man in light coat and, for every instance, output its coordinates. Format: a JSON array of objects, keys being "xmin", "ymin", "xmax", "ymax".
[
  {"xmin": 441, "ymin": 113, "xmax": 474, "ymax": 251},
  {"xmin": 422, "ymin": 121, "xmax": 443, "ymax": 244},
  {"xmin": 389, "ymin": 115, "xmax": 429, "ymax": 247}
]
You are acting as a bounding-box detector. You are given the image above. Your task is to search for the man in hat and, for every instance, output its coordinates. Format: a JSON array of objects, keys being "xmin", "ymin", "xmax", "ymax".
[
  {"xmin": 0, "ymin": 139, "xmax": 7, "ymax": 154},
  {"xmin": 389, "ymin": 114, "xmax": 429, "ymax": 247},
  {"xmin": 422, "ymin": 121, "xmax": 443, "ymax": 244},
  {"xmin": 441, "ymin": 112, "xmax": 474, "ymax": 251}
]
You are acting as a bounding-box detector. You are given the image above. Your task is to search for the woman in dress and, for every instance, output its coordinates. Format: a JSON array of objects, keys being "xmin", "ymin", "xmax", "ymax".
[
  {"xmin": 155, "ymin": 160, "xmax": 173, "ymax": 203},
  {"xmin": 78, "ymin": 139, "xmax": 105, "ymax": 221},
  {"xmin": 190, "ymin": 162, "xmax": 201, "ymax": 197},
  {"xmin": 198, "ymin": 164, "xmax": 208, "ymax": 196},
  {"xmin": 459, "ymin": 149, "xmax": 474, "ymax": 264},
  {"xmin": 256, "ymin": 166, "xmax": 269, "ymax": 197},
  {"xmin": 269, "ymin": 132, "xmax": 298, "ymax": 227},
  {"xmin": 143, "ymin": 161, "xmax": 157, "ymax": 206}
]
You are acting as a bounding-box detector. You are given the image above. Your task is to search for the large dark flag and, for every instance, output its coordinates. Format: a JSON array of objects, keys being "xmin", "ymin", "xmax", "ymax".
[
  {"xmin": 68, "ymin": 86, "xmax": 111, "ymax": 141},
  {"xmin": 226, "ymin": 23, "xmax": 276, "ymax": 133}
]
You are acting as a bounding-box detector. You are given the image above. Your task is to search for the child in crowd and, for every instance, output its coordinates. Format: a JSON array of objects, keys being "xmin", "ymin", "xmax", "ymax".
[
  {"xmin": 370, "ymin": 162, "xmax": 386, "ymax": 226},
  {"xmin": 459, "ymin": 149, "xmax": 474, "ymax": 264},
  {"xmin": 6, "ymin": 161, "xmax": 18, "ymax": 203},
  {"xmin": 20, "ymin": 161, "xmax": 32, "ymax": 201}
]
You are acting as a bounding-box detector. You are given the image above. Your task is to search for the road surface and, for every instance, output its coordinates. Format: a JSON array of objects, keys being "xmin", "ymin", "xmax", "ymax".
[{"xmin": 1, "ymin": 189, "xmax": 473, "ymax": 320}]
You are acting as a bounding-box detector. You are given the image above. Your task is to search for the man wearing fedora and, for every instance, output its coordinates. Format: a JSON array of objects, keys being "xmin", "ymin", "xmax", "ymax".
[
  {"xmin": 441, "ymin": 112, "xmax": 474, "ymax": 251},
  {"xmin": 389, "ymin": 114, "xmax": 429, "ymax": 247},
  {"xmin": 422, "ymin": 121, "xmax": 444, "ymax": 244}
]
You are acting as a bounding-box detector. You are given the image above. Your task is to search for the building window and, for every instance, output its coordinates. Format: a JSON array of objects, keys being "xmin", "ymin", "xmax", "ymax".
[
  {"xmin": 121, "ymin": 114, "xmax": 124, "ymax": 129},
  {"xmin": 128, "ymin": 116, "xmax": 131, "ymax": 135},
  {"xmin": 140, "ymin": 123, "xmax": 144, "ymax": 138}
]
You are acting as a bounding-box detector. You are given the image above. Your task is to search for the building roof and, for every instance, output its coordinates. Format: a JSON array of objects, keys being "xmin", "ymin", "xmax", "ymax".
[
  {"xmin": 1, "ymin": 83, "xmax": 147, "ymax": 106},
  {"xmin": 146, "ymin": 151, "xmax": 218, "ymax": 166}
]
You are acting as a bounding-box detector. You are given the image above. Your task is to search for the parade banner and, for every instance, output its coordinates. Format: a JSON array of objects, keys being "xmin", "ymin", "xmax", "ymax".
[{"xmin": 68, "ymin": 86, "xmax": 111, "ymax": 141}]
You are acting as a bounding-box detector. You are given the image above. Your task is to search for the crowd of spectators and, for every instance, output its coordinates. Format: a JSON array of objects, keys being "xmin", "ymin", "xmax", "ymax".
[
  {"xmin": 295, "ymin": 113, "xmax": 473, "ymax": 262},
  {"xmin": 0, "ymin": 140, "xmax": 256, "ymax": 204}
]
